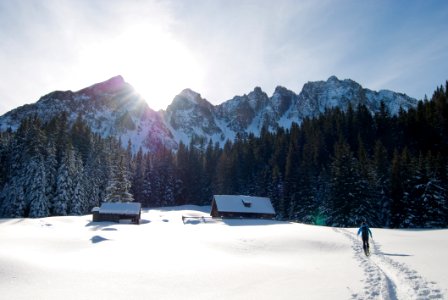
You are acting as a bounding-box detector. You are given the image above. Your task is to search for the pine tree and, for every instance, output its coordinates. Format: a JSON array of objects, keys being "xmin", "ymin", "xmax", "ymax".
[
  {"xmin": 284, "ymin": 124, "xmax": 300, "ymax": 205},
  {"xmin": 422, "ymin": 174, "xmax": 447, "ymax": 227},
  {"xmin": 390, "ymin": 148, "xmax": 413, "ymax": 228},
  {"xmin": 131, "ymin": 147, "xmax": 145, "ymax": 204},
  {"xmin": 326, "ymin": 139, "xmax": 375, "ymax": 226},
  {"xmin": 0, "ymin": 118, "xmax": 31, "ymax": 217},
  {"xmin": 28, "ymin": 158, "xmax": 50, "ymax": 218},
  {"xmin": 0, "ymin": 131, "xmax": 12, "ymax": 190},
  {"xmin": 389, "ymin": 149, "xmax": 403, "ymax": 227},
  {"xmin": 19, "ymin": 117, "xmax": 50, "ymax": 217},
  {"xmin": 69, "ymin": 152, "xmax": 87, "ymax": 215},
  {"xmin": 202, "ymin": 140, "xmax": 220, "ymax": 204},
  {"xmin": 269, "ymin": 166, "xmax": 286, "ymax": 219},
  {"xmin": 294, "ymin": 160, "xmax": 319, "ymax": 224},
  {"xmin": 105, "ymin": 155, "xmax": 134, "ymax": 203},
  {"xmin": 45, "ymin": 141, "xmax": 58, "ymax": 214},
  {"xmin": 142, "ymin": 154, "xmax": 154, "ymax": 207},
  {"xmin": 0, "ymin": 178, "xmax": 26, "ymax": 217},
  {"xmin": 70, "ymin": 114, "xmax": 92, "ymax": 163},
  {"xmin": 214, "ymin": 141, "xmax": 235, "ymax": 194},
  {"xmin": 373, "ymin": 140, "xmax": 391, "ymax": 226},
  {"xmin": 404, "ymin": 153, "xmax": 448, "ymax": 227},
  {"xmin": 53, "ymin": 146, "xmax": 74, "ymax": 215},
  {"xmin": 84, "ymin": 137, "xmax": 105, "ymax": 210},
  {"xmin": 151, "ymin": 149, "xmax": 177, "ymax": 207},
  {"xmin": 175, "ymin": 141, "xmax": 189, "ymax": 205}
]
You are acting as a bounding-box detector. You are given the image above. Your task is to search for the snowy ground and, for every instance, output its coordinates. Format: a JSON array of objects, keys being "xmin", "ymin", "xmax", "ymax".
[{"xmin": 0, "ymin": 205, "xmax": 446, "ymax": 300}]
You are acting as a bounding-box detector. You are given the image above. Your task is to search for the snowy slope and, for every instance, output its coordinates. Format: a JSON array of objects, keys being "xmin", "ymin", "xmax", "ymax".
[{"xmin": 0, "ymin": 206, "xmax": 446, "ymax": 300}]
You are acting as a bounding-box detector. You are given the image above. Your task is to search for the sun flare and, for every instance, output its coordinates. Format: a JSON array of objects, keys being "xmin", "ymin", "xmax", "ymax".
[{"xmin": 79, "ymin": 24, "xmax": 204, "ymax": 110}]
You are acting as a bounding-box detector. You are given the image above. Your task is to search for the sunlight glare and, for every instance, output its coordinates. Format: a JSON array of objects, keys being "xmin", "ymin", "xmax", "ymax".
[{"xmin": 78, "ymin": 24, "xmax": 204, "ymax": 110}]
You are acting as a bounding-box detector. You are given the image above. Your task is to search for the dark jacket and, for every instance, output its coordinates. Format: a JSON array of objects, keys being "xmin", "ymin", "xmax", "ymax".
[{"xmin": 357, "ymin": 224, "xmax": 372, "ymax": 240}]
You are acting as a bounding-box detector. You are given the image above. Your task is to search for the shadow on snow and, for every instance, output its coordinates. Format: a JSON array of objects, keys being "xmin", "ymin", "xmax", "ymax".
[
  {"xmin": 378, "ymin": 252, "xmax": 413, "ymax": 257},
  {"xmin": 90, "ymin": 235, "xmax": 110, "ymax": 244}
]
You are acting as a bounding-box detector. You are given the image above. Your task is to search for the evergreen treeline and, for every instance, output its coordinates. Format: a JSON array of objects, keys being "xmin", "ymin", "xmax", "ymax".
[
  {"xmin": 0, "ymin": 113, "xmax": 129, "ymax": 217},
  {"xmin": 1, "ymin": 83, "xmax": 447, "ymax": 228}
]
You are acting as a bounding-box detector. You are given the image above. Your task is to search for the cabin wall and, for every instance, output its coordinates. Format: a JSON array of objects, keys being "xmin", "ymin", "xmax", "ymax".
[
  {"xmin": 210, "ymin": 200, "xmax": 219, "ymax": 217},
  {"xmin": 92, "ymin": 212, "xmax": 140, "ymax": 224},
  {"xmin": 213, "ymin": 211, "xmax": 275, "ymax": 219}
]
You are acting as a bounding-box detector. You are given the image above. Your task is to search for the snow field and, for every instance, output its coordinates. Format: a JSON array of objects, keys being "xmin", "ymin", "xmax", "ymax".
[{"xmin": 0, "ymin": 206, "xmax": 446, "ymax": 300}]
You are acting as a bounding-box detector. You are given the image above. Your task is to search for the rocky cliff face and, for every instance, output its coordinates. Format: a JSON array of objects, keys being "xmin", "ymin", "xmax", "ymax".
[{"xmin": 0, "ymin": 75, "xmax": 417, "ymax": 152}]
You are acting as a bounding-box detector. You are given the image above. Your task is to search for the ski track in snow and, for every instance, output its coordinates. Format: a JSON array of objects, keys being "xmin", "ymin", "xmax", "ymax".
[{"xmin": 335, "ymin": 228, "xmax": 444, "ymax": 300}]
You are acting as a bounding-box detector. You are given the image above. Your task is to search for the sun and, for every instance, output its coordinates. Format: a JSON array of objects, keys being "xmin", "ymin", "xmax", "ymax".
[{"xmin": 78, "ymin": 24, "xmax": 204, "ymax": 111}]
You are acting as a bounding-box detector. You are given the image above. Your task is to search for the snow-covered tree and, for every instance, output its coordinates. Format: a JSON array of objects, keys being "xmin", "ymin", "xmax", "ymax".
[
  {"xmin": 84, "ymin": 137, "xmax": 108, "ymax": 210},
  {"xmin": 142, "ymin": 155, "xmax": 153, "ymax": 207},
  {"xmin": 27, "ymin": 158, "xmax": 50, "ymax": 218},
  {"xmin": 105, "ymin": 155, "xmax": 134, "ymax": 203},
  {"xmin": 53, "ymin": 146, "xmax": 73, "ymax": 216},
  {"xmin": 131, "ymin": 147, "xmax": 145, "ymax": 204},
  {"xmin": 325, "ymin": 140, "xmax": 377, "ymax": 227},
  {"xmin": 69, "ymin": 153, "xmax": 87, "ymax": 215},
  {"xmin": 151, "ymin": 150, "xmax": 177, "ymax": 207},
  {"xmin": 0, "ymin": 178, "xmax": 26, "ymax": 217}
]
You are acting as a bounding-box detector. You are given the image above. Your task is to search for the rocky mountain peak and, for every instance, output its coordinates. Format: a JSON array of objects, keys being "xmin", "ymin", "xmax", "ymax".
[
  {"xmin": 247, "ymin": 87, "xmax": 269, "ymax": 109},
  {"xmin": 78, "ymin": 75, "xmax": 129, "ymax": 96},
  {"xmin": 327, "ymin": 75, "xmax": 339, "ymax": 82},
  {"xmin": 326, "ymin": 75, "xmax": 358, "ymax": 85},
  {"xmin": 163, "ymin": 89, "xmax": 219, "ymax": 137},
  {"xmin": 273, "ymin": 85, "xmax": 292, "ymax": 94},
  {"xmin": 272, "ymin": 86, "xmax": 296, "ymax": 116},
  {"xmin": 168, "ymin": 88, "xmax": 209, "ymax": 111}
]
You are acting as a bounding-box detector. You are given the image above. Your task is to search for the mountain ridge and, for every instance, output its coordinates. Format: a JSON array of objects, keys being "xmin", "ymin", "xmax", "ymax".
[{"xmin": 0, "ymin": 75, "xmax": 418, "ymax": 152}]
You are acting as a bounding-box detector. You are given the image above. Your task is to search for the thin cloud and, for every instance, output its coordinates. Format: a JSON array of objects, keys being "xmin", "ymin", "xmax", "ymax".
[{"xmin": 0, "ymin": 0, "xmax": 447, "ymax": 114}]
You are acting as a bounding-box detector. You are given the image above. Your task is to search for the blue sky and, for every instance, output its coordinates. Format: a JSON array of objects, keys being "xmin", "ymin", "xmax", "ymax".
[{"xmin": 0, "ymin": 0, "xmax": 447, "ymax": 114}]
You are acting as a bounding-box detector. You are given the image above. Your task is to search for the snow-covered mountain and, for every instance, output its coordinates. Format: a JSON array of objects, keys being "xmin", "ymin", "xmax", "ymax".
[
  {"xmin": 0, "ymin": 76, "xmax": 176, "ymax": 152},
  {"xmin": 163, "ymin": 75, "xmax": 416, "ymax": 148},
  {"xmin": 0, "ymin": 75, "xmax": 417, "ymax": 152}
]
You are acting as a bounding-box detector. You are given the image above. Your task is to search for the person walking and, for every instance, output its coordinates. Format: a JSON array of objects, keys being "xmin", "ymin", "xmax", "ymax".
[{"xmin": 357, "ymin": 221, "xmax": 373, "ymax": 255}]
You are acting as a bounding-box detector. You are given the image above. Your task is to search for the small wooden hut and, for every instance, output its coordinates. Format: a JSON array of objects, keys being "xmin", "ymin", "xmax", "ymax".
[
  {"xmin": 92, "ymin": 202, "xmax": 141, "ymax": 224},
  {"xmin": 210, "ymin": 195, "xmax": 276, "ymax": 219}
]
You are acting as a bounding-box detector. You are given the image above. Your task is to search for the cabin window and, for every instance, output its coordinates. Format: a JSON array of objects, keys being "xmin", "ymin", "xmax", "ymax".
[{"xmin": 241, "ymin": 199, "xmax": 252, "ymax": 208}]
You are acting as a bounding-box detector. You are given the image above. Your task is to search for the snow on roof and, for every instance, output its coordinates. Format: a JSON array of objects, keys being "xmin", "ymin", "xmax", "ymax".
[
  {"xmin": 213, "ymin": 195, "xmax": 275, "ymax": 215},
  {"xmin": 99, "ymin": 202, "xmax": 141, "ymax": 215}
]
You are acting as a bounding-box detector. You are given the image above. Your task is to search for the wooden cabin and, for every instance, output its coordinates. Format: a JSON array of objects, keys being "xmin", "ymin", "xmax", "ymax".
[
  {"xmin": 92, "ymin": 202, "xmax": 141, "ymax": 224},
  {"xmin": 210, "ymin": 195, "xmax": 276, "ymax": 219}
]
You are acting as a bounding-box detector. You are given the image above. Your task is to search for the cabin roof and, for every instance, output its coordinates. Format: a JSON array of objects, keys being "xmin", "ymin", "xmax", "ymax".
[
  {"xmin": 98, "ymin": 202, "xmax": 141, "ymax": 215},
  {"xmin": 212, "ymin": 195, "xmax": 275, "ymax": 215}
]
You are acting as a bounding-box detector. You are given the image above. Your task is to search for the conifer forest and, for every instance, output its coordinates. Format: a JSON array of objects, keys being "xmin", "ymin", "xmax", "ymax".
[{"xmin": 1, "ymin": 83, "xmax": 447, "ymax": 228}]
